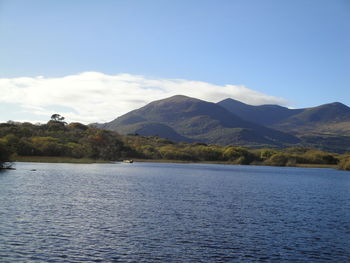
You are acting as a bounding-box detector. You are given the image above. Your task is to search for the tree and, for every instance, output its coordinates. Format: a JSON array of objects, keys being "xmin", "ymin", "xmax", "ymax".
[
  {"xmin": 223, "ymin": 146, "xmax": 255, "ymax": 164},
  {"xmin": 338, "ymin": 155, "xmax": 350, "ymax": 171},
  {"xmin": 0, "ymin": 141, "xmax": 13, "ymax": 169},
  {"xmin": 51, "ymin": 114, "xmax": 65, "ymax": 122},
  {"xmin": 259, "ymin": 149, "xmax": 278, "ymax": 161},
  {"xmin": 47, "ymin": 114, "xmax": 67, "ymax": 131},
  {"xmin": 265, "ymin": 153, "xmax": 289, "ymax": 166}
]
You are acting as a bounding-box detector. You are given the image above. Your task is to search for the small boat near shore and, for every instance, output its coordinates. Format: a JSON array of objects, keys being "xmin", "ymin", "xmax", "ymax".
[{"xmin": 123, "ymin": 160, "xmax": 134, "ymax": 163}]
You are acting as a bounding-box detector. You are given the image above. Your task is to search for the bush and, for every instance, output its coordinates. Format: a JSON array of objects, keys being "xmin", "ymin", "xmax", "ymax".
[
  {"xmin": 265, "ymin": 153, "xmax": 289, "ymax": 166},
  {"xmin": 338, "ymin": 156, "xmax": 350, "ymax": 171},
  {"xmin": 190, "ymin": 145, "xmax": 223, "ymax": 161},
  {"xmin": 159, "ymin": 145, "xmax": 193, "ymax": 160},
  {"xmin": 0, "ymin": 141, "xmax": 13, "ymax": 168},
  {"xmin": 223, "ymin": 146, "xmax": 255, "ymax": 164},
  {"xmin": 301, "ymin": 150, "xmax": 338, "ymax": 165},
  {"xmin": 259, "ymin": 149, "xmax": 278, "ymax": 161}
]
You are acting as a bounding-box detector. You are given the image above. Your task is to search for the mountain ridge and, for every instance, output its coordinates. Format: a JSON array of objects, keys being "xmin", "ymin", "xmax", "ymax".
[
  {"xmin": 218, "ymin": 98, "xmax": 350, "ymax": 136},
  {"xmin": 94, "ymin": 95, "xmax": 350, "ymax": 152},
  {"xmin": 99, "ymin": 95, "xmax": 299, "ymax": 147}
]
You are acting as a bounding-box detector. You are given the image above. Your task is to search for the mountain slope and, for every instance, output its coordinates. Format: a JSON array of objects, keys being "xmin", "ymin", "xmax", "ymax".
[
  {"xmin": 274, "ymin": 102, "xmax": 350, "ymax": 134},
  {"xmin": 217, "ymin": 98, "xmax": 302, "ymax": 126},
  {"xmin": 100, "ymin": 95, "xmax": 299, "ymax": 147},
  {"xmin": 218, "ymin": 99, "xmax": 350, "ymax": 136}
]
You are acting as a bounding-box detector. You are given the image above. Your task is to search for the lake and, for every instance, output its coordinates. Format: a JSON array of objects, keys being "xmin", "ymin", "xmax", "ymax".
[{"xmin": 0, "ymin": 162, "xmax": 349, "ymax": 262}]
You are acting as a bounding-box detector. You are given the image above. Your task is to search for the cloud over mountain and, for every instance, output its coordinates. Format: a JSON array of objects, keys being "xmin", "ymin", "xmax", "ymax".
[{"xmin": 0, "ymin": 72, "xmax": 289, "ymax": 123}]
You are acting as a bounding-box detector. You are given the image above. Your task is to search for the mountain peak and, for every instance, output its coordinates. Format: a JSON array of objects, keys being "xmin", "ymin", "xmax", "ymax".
[
  {"xmin": 148, "ymin": 95, "xmax": 201, "ymax": 106},
  {"xmin": 321, "ymin": 102, "xmax": 349, "ymax": 109},
  {"xmin": 161, "ymin": 94, "xmax": 196, "ymax": 101},
  {"xmin": 100, "ymin": 95, "xmax": 298, "ymax": 146},
  {"xmin": 217, "ymin": 98, "xmax": 297, "ymax": 126},
  {"xmin": 94, "ymin": 95, "xmax": 350, "ymax": 152},
  {"xmin": 219, "ymin": 98, "xmax": 250, "ymax": 107}
]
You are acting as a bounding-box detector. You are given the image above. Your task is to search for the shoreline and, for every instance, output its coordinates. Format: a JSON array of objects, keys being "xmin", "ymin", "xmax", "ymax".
[
  {"xmin": 132, "ymin": 158, "xmax": 338, "ymax": 169},
  {"xmin": 13, "ymin": 156, "xmax": 110, "ymax": 164},
  {"xmin": 11, "ymin": 156, "xmax": 339, "ymax": 170}
]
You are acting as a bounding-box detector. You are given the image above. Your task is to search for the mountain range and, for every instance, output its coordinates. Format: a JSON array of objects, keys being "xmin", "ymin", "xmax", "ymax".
[
  {"xmin": 96, "ymin": 95, "xmax": 350, "ymax": 152},
  {"xmin": 218, "ymin": 98, "xmax": 350, "ymax": 135}
]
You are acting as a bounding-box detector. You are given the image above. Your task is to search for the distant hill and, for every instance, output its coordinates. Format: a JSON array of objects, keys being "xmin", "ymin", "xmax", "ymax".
[
  {"xmin": 218, "ymin": 99, "xmax": 350, "ymax": 136},
  {"xmin": 217, "ymin": 99, "xmax": 350, "ymax": 152},
  {"xmin": 217, "ymin": 98, "xmax": 302, "ymax": 126},
  {"xmin": 99, "ymin": 95, "xmax": 299, "ymax": 147},
  {"xmin": 274, "ymin": 102, "xmax": 350, "ymax": 135}
]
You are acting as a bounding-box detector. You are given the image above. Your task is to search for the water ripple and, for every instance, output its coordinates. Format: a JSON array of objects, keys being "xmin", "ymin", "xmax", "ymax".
[{"xmin": 0, "ymin": 162, "xmax": 349, "ymax": 262}]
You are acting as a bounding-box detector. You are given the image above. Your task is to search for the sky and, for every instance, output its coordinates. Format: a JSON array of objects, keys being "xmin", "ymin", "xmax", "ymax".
[{"xmin": 0, "ymin": 0, "xmax": 349, "ymax": 123}]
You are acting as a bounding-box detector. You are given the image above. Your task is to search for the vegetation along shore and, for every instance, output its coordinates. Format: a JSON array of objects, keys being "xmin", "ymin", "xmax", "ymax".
[{"xmin": 0, "ymin": 115, "xmax": 349, "ymax": 171}]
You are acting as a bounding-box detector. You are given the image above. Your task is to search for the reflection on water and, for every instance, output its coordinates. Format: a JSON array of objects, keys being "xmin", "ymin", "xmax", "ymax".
[{"xmin": 0, "ymin": 162, "xmax": 349, "ymax": 262}]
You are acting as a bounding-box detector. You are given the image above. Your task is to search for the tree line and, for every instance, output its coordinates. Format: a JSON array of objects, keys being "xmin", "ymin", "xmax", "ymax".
[
  {"xmin": 0, "ymin": 115, "xmax": 349, "ymax": 170},
  {"xmin": 124, "ymin": 135, "xmax": 349, "ymax": 169},
  {"xmin": 0, "ymin": 115, "xmax": 136, "ymax": 168}
]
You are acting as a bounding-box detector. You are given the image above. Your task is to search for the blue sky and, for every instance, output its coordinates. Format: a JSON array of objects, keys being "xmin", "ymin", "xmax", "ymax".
[{"xmin": 0, "ymin": 0, "xmax": 349, "ymax": 123}]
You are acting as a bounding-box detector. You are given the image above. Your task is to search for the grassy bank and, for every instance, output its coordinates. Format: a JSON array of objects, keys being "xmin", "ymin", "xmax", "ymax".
[{"xmin": 14, "ymin": 156, "xmax": 110, "ymax": 164}]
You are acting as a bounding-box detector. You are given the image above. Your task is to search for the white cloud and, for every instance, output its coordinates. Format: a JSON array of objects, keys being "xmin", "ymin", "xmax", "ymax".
[{"xmin": 0, "ymin": 72, "xmax": 289, "ymax": 123}]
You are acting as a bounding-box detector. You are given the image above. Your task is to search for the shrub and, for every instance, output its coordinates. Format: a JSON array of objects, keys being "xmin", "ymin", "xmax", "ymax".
[
  {"xmin": 223, "ymin": 146, "xmax": 255, "ymax": 164},
  {"xmin": 259, "ymin": 149, "xmax": 278, "ymax": 161},
  {"xmin": 338, "ymin": 156, "xmax": 350, "ymax": 171},
  {"xmin": 302, "ymin": 150, "xmax": 338, "ymax": 165},
  {"xmin": 0, "ymin": 141, "xmax": 13, "ymax": 168},
  {"xmin": 265, "ymin": 153, "xmax": 289, "ymax": 166}
]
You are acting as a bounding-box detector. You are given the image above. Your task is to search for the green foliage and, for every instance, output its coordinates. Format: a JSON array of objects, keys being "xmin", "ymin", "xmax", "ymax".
[
  {"xmin": 0, "ymin": 140, "xmax": 13, "ymax": 168},
  {"xmin": 51, "ymin": 114, "xmax": 65, "ymax": 122},
  {"xmin": 159, "ymin": 145, "xmax": 193, "ymax": 160},
  {"xmin": 223, "ymin": 146, "xmax": 255, "ymax": 164},
  {"xmin": 284, "ymin": 147, "xmax": 309, "ymax": 155},
  {"xmin": 187, "ymin": 145, "xmax": 223, "ymax": 161},
  {"xmin": 338, "ymin": 155, "xmax": 350, "ymax": 171},
  {"xmin": 265, "ymin": 153, "xmax": 290, "ymax": 166},
  {"xmin": 258, "ymin": 148, "xmax": 278, "ymax": 161},
  {"xmin": 301, "ymin": 150, "xmax": 338, "ymax": 165},
  {"xmin": 139, "ymin": 145, "xmax": 161, "ymax": 159},
  {"xmin": 67, "ymin": 122, "xmax": 89, "ymax": 131},
  {"xmin": 46, "ymin": 120, "xmax": 67, "ymax": 131},
  {"xmin": 0, "ymin": 118, "xmax": 348, "ymax": 170},
  {"xmin": 264, "ymin": 148, "xmax": 339, "ymax": 167},
  {"xmin": 0, "ymin": 120, "xmax": 131, "ymax": 161}
]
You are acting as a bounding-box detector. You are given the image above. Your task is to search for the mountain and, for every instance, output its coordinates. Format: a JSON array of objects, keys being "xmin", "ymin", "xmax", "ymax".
[
  {"xmin": 218, "ymin": 99, "xmax": 350, "ymax": 136},
  {"xmin": 274, "ymin": 102, "xmax": 350, "ymax": 135},
  {"xmin": 99, "ymin": 95, "xmax": 299, "ymax": 147},
  {"xmin": 217, "ymin": 98, "xmax": 302, "ymax": 126},
  {"xmin": 217, "ymin": 99, "xmax": 350, "ymax": 152}
]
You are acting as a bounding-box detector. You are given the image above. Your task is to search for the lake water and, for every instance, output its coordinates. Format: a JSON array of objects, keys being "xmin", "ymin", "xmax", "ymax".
[{"xmin": 0, "ymin": 162, "xmax": 349, "ymax": 262}]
